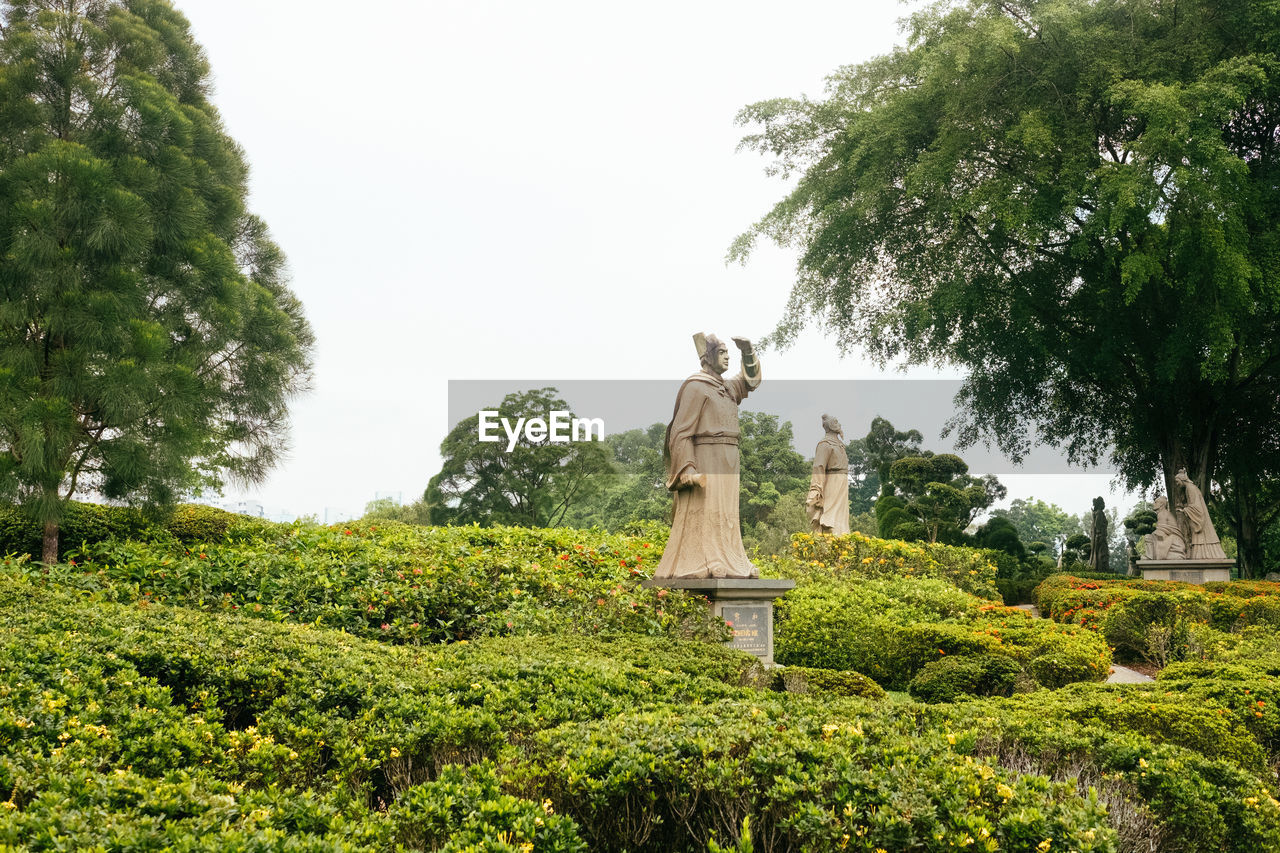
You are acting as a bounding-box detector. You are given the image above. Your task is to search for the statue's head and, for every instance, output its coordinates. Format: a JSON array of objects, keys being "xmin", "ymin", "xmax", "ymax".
[
  {"xmin": 1092, "ymin": 496, "xmax": 1105, "ymax": 513},
  {"xmin": 700, "ymin": 334, "xmax": 730, "ymax": 374},
  {"xmin": 1175, "ymin": 467, "xmax": 1190, "ymax": 484},
  {"xmin": 821, "ymin": 413, "xmax": 842, "ymax": 436},
  {"xmin": 1153, "ymin": 495, "xmax": 1168, "ymax": 510}
]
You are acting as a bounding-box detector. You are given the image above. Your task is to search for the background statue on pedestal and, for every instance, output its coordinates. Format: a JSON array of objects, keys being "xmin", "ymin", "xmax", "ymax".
[
  {"xmin": 653, "ymin": 333, "xmax": 761, "ymax": 579},
  {"xmin": 1088, "ymin": 496, "xmax": 1110, "ymax": 572},
  {"xmin": 1175, "ymin": 469, "xmax": 1226, "ymax": 559},
  {"xmin": 806, "ymin": 414, "xmax": 850, "ymax": 535},
  {"xmin": 1145, "ymin": 496, "xmax": 1187, "ymax": 560}
]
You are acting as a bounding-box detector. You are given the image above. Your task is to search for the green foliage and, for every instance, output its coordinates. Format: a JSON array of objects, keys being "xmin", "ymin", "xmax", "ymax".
[
  {"xmin": 881, "ymin": 454, "xmax": 1007, "ymax": 545},
  {"xmin": 0, "ymin": 500, "xmax": 252, "ymax": 561},
  {"xmin": 5, "ymin": 509, "xmax": 1280, "ymax": 849},
  {"xmin": 768, "ymin": 562, "xmax": 1109, "ymax": 691},
  {"xmin": 563, "ymin": 423, "xmax": 672, "ymax": 532},
  {"xmin": 973, "ymin": 516, "xmax": 1027, "ymax": 561},
  {"xmin": 12, "ymin": 520, "xmax": 726, "ymax": 645},
  {"xmin": 784, "ymin": 530, "xmax": 1001, "ymax": 598},
  {"xmin": 361, "ymin": 496, "xmax": 433, "ymax": 526},
  {"xmin": 1102, "ymin": 592, "xmax": 1214, "ymax": 667},
  {"xmin": 520, "ymin": 699, "xmax": 1116, "ymax": 852},
  {"xmin": 908, "ymin": 654, "xmax": 1022, "ymax": 704},
  {"xmin": 736, "ymin": 411, "xmax": 808, "ymax": 531},
  {"xmin": 733, "ymin": 0, "xmax": 1280, "ymax": 576},
  {"xmin": 387, "ymin": 763, "xmax": 587, "ymax": 852},
  {"xmin": 0, "ymin": 0, "xmax": 313, "ymax": 561},
  {"xmin": 772, "ymin": 666, "xmax": 886, "ymax": 700},
  {"xmin": 427, "ymin": 388, "xmax": 613, "ymax": 528},
  {"xmin": 990, "ymin": 499, "xmax": 1083, "ymax": 559}
]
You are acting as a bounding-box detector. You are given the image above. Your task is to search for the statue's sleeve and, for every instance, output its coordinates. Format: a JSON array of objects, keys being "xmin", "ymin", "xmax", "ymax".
[
  {"xmin": 724, "ymin": 369, "xmax": 759, "ymax": 404},
  {"xmin": 809, "ymin": 442, "xmax": 831, "ymax": 495},
  {"xmin": 665, "ymin": 383, "xmax": 706, "ymax": 490}
]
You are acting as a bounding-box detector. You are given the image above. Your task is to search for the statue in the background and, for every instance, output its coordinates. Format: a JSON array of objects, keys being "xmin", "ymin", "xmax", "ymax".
[
  {"xmin": 1175, "ymin": 468, "xmax": 1226, "ymax": 559},
  {"xmin": 1145, "ymin": 495, "xmax": 1187, "ymax": 560},
  {"xmin": 1088, "ymin": 496, "xmax": 1110, "ymax": 572},
  {"xmin": 653, "ymin": 333, "xmax": 762, "ymax": 579},
  {"xmin": 807, "ymin": 414, "xmax": 850, "ymax": 535}
]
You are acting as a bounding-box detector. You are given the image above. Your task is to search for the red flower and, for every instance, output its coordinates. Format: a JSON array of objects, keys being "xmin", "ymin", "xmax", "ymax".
[
  {"xmin": 343, "ymin": 530, "xmax": 352, "ymax": 535},
  {"xmin": 380, "ymin": 623, "xmax": 390, "ymax": 630}
]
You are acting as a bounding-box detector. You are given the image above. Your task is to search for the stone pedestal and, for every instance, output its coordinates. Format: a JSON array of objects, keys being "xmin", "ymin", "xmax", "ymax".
[
  {"xmin": 1137, "ymin": 559, "xmax": 1234, "ymax": 584},
  {"xmin": 641, "ymin": 578, "xmax": 794, "ymax": 665}
]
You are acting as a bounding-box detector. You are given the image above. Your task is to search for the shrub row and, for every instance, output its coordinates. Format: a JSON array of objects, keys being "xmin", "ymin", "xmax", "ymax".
[
  {"xmin": 0, "ymin": 501, "xmax": 257, "ymax": 561},
  {"xmin": 779, "ymin": 531, "xmax": 1001, "ymax": 599},
  {"xmin": 773, "ymin": 577, "xmax": 1111, "ymax": 691},
  {"xmin": 4, "ymin": 521, "xmax": 725, "ymax": 645}
]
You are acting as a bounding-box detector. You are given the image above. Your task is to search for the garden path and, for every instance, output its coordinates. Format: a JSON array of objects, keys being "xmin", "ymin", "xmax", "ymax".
[{"xmin": 1011, "ymin": 603, "xmax": 1154, "ymax": 684}]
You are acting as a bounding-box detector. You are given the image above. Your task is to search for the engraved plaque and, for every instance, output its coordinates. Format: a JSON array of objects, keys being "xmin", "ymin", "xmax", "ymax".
[
  {"xmin": 1169, "ymin": 570, "xmax": 1204, "ymax": 583},
  {"xmin": 723, "ymin": 604, "xmax": 770, "ymax": 657}
]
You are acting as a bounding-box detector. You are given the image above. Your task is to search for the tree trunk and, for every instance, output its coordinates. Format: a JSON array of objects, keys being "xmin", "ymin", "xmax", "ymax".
[
  {"xmin": 42, "ymin": 517, "xmax": 59, "ymax": 564},
  {"xmin": 1235, "ymin": 495, "xmax": 1260, "ymax": 579}
]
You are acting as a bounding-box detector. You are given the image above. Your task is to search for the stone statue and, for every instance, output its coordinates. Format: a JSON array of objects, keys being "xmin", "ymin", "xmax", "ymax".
[
  {"xmin": 653, "ymin": 333, "xmax": 761, "ymax": 579},
  {"xmin": 1088, "ymin": 496, "xmax": 1110, "ymax": 572},
  {"xmin": 807, "ymin": 414, "xmax": 850, "ymax": 535},
  {"xmin": 1144, "ymin": 495, "xmax": 1187, "ymax": 560},
  {"xmin": 1174, "ymin": 468, "xmax": 1226, "ymax": 559}
]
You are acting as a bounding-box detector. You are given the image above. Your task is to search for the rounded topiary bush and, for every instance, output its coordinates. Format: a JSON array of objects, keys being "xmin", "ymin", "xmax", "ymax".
[
  {"xmin": 908, "ymin": 654, "xmax": 1022, "ymax": 703},
  {"xmin": 773, "ymin": 665, "xmax": 886, "ymax": 700}
]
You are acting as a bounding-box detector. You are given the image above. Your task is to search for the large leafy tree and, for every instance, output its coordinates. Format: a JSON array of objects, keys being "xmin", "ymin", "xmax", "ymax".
[
  {"xmin": 0, "ymin": 0, "xmax": 313, "ymax": 562},
  {"xmin": 427, "ymin": 388, "xmax": 613, "ymax": 528},
  {"xmin": 846, "ymin": 415, "xmax": 925, "ymax": 509},
  {"xmin": 738, "ymin": 411, "xmax": 809, "ymax": 530},
  {"xmin": 733, "ymin": 0, "xmax": 1280, "ymax": 575}
]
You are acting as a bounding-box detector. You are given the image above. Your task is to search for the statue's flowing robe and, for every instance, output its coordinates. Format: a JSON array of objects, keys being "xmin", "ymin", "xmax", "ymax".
[
  {"xmin": 654, "ymin": 368, "xmax": 760, "ymax": 579},
  {"xmin": 808, "ymin": 436, "xmax": 850, "ymax": 535},
  {"xmin": 1180, "ymin": 481, "xmax": 1226, "ymax": 559}
]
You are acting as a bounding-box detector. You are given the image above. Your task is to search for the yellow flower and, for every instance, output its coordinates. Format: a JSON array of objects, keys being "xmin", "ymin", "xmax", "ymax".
[{"xmin": 1036, "ymin": 841, "xmax": 1052, "ymax": 852}]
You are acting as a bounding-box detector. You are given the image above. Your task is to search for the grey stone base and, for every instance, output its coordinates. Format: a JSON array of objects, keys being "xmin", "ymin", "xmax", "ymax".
[
  {"xmin": 1137, "ymin": 559, "xmax": 1235, "ymax": 584},
  {"xmin": 642, "ymin": 578, "xmax": 794, "ymax": 665}
]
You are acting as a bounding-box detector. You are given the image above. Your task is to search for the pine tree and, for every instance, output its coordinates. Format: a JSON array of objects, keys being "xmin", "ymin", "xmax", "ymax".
[{"xmin": 0, "ymin": 0, "xmax": 313, "ymax": 562}]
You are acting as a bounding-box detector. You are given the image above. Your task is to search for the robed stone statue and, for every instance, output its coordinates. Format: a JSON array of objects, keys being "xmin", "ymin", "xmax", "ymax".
[
  {"xmin": 653, "ymin": 333, "xmax": 761, "ymax": 579},
  {"xmin": 807, "ymin": 414, "xmax": 850, "ymax": 535},
  {"xmin": 1088, "ymin": 497, "xmax": 1110, "ymax": 572},
  {"xmin": 1175, "ymin": 468, "xmax": 1226, "ymax": 559}
]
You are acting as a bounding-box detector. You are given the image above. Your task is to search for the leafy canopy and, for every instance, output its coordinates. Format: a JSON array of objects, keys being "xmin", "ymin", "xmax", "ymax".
[{"xmin": 733, "ymin": 0, "xmax": 1280, "ymax": 530}]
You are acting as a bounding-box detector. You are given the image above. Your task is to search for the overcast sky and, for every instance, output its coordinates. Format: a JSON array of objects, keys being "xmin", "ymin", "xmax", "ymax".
[{"xmin": 174, "ymin": 0, "xmax": 1142, "ymax": 523}]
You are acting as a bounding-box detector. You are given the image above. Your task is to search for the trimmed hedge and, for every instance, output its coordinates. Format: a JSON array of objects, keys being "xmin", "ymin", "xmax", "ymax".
[
  {"xmin": 772, "ymin": 666, "xmax": 886, "ymax": 700},
  {"xmin": 780, "ymin": 530, "xmax": 1001, "ymax": 599},
  {"xmin": 772, "ymin": 578, "xmax": 1111, "ymax": 690}
]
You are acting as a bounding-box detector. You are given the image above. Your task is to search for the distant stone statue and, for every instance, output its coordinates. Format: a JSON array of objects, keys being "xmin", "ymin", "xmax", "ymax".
[
  {"xmin": 1175, "ymin": 468, "xmax": 1226, "ymax": 559},
  {"xmin": 807, "ymin": 414, "xmax": 850, "ymax": 535},
  {"xmin": 1088, "ymin": 496, "xmax": 1110, "ymax": 572},
  {"xmin": 1145, "ymin": 495, "xmax": 1187, "ymax": 560},
  {"xmin": 653, "ymin": 333, "xmax": 762, "ymax": 579}
]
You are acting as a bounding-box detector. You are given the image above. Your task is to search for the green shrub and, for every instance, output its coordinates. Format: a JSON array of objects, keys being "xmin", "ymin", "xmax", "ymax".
[
  {"xmin": 1236, "ymin": 596, "xmax": 1280, "ymax": 629},
  {"xmin": 519, "ymin": 699, "xmax": 1118, "ymax": 852},
  {"xmin": 781, "ymin": 530, "xmax": 1001, "ymax": 599},
  {"xmin": 1102, "ymin": 592, "xmax": 1212, "ymax": 666},
  {"xmin": 908, "ymin": 654, "xmax": 1022, "ymax": 703},
  {"xmin": 9, "ymin": 520, "xmax": 726, "ymax": 645},
  {"xmin": 387, "ymin": 763, "xmax": 587, "ymax": 852},
  {"xmin": 772, "ymin": 666, "xmax": 886, "ymax": 700}
]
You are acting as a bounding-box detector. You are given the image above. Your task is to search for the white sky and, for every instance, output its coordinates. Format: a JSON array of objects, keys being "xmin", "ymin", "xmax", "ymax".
[{"xmin": 175, "ymin": 0, "xmax": 1142, "ymax": 523}]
